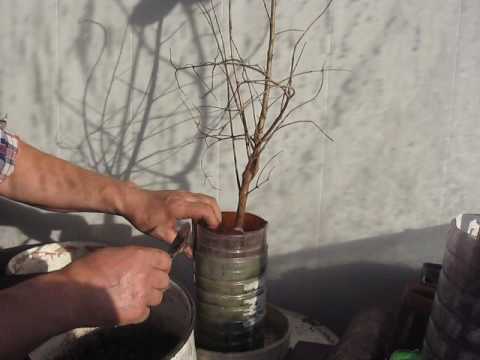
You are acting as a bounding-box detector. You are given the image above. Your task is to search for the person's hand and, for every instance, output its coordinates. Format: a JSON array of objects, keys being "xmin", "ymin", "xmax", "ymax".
[
  {"xmin": 60, "ymin": 246, "xmax": 172, "ymax": 327},
  {"xmin": 122, "ymin": 188, "xmax": 221, "ymax": 243}
]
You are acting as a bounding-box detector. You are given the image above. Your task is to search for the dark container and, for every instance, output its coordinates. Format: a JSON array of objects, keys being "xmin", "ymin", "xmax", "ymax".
[
  {"xmin": 424, "ymin": 318, "xmax": 478, "ymax": 360},
  {"xmin": 431, "ymin": 294, "xmax": 480, "ymax": 347},
  {"xmin": 436, "ymin": 270, "xmax": 480, "ymax": 325},
  {"xmin": 423, "ymin": 218, "xmax": 480, "ymax": 359},
  {"xmin": 442, "ymin": 248, "xmax": 480, "ymax": 297},
  {"xmin": 194, "ymin": 211, "xmax": 268, "ymax": 353}
]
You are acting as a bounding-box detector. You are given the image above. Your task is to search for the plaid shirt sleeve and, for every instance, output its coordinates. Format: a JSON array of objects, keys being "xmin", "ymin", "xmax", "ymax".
[{"xmin": 0, "ymin": 127, "xmax": 19, "ymax": 183}]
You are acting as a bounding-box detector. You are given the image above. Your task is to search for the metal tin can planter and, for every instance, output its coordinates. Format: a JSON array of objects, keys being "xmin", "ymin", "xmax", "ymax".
[{"xmin": 194, "ymin": 212, "xmax": 268, "ymax": 352}]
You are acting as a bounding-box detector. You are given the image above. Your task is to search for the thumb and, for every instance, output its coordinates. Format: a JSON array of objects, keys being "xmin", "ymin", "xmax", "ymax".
[
  {"xmin": 133, "ymin": 307, "xmax": 151, "ymax": 325},
  {"xmin": 153, "ymin": 227, "xmax": 177, "ymax": 243}
]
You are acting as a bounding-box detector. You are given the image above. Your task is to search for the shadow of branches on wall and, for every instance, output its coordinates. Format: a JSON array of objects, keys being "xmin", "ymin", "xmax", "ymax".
[{"xmin": 56, "ymin": 0, "xmax": 217, "ymax": 225}]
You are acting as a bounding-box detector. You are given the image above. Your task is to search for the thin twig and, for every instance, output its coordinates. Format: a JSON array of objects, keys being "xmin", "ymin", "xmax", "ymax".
[
  {"xmin": 276, "ymin": 120, "xmax": 333, "ymax": 141},
  {"xmin": 248, "ymin": 150, "xmax": 282, "ymax": 194}
]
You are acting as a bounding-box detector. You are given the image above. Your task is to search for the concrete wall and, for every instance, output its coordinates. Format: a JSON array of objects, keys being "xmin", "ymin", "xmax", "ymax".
[{"xmin": 1, "ymin": 0, "xmax": 479, "ymax": 332}]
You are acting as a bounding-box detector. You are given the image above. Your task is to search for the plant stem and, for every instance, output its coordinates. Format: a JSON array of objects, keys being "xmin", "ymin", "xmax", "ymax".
[{"xmin": 235, "ymin": 0, "xmax": 277, "ymax": 230}]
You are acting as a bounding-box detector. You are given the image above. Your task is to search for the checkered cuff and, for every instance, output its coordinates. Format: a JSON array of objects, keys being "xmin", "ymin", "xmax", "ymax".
[{"xmin": 0, "ymin": 128, "xmax": 18, "ymax": 183}]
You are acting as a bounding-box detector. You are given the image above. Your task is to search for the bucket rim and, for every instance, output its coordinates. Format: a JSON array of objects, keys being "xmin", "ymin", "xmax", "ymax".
[{"xmin": 161, "ymin": 279, "xmax": 196, "ymax": 359}]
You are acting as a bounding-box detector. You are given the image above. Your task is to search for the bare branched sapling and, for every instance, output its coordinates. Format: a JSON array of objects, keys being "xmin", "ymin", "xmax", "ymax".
[{"xmin": 172, "ymin": 0, "xmax": 334, "ymax": 230}]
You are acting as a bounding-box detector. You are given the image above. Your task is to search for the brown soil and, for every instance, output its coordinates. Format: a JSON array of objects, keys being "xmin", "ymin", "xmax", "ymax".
[{"xmin": 204, "ymin": 212, "xmax": 267, "ymax": 234}]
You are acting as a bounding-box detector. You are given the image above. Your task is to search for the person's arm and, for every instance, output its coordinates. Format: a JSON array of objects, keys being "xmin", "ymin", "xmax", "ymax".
[
  {"xmin": 0, "ymin": 140, "xmax": 129, "ymax": 215},
  {"xmin": 0, "ymin": 129, "xmax": 221, "ymax": 359},
  {"xmin": 0, "ymin": 245, "xmax": 172, "ymax": 360},
  {"xmin": 0, "ymin": 138, "xmax": 221, "ymax": 242},
  {"xmin": 0, "ymin": 272, "xmax": 84, "ymax": 360}
]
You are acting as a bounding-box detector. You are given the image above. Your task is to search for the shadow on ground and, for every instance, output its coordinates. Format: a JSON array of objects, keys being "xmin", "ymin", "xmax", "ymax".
[{"xmin": 267, "ymin": 223, "xmax": 449, "ymax": 334}]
